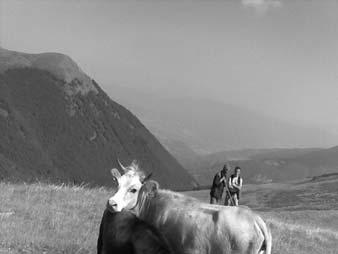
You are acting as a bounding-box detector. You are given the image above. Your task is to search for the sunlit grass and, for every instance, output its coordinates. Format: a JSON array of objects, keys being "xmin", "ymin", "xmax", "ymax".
[
  {"xmin": 0, "ymin": 182, "xmax": 111, "ymax": 253},
  {"xmin": 1, "ymin": 181, "xmax": 338, "ymax": 253},
  {"xmin": 264, "ymin": 211, "xmax": 338, "ymax": 254}
]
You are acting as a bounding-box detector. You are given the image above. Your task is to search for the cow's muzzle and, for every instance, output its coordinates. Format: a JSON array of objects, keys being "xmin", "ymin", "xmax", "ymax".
[{"xmin": 106, "ymin": 200, "xmax": 118, "ymax": 213}]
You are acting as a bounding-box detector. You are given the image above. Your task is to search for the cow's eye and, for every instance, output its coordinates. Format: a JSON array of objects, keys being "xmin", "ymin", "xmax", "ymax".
[{"xmin": 129, "ymin": 188, "xmax": 137, "ymax": 193}]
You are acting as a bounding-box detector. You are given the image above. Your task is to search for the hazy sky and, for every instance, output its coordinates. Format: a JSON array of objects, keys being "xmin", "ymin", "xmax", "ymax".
[{"xmin": 1, "ymin": 0, "xmax": 338, "ymax": 132}]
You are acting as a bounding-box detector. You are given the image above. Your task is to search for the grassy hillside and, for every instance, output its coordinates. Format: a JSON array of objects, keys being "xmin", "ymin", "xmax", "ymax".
[
  {"xmin": 1, "ymin": 175, "xmax": 338, "ymax": 253},
  {"xmin": 185, "ymin": 173, "xmax": 338, "ymax": 211},
  {"xmin": 0, "ymin": 182, "xmax": 106, "ymax": 253},
  {"xmin": 187, "ymin": 147, "xmax": 338, "ymax": 187}
]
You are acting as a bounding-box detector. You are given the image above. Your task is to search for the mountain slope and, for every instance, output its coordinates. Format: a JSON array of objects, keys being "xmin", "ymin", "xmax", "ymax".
[
  {"xmin": 0, "ymin": 48, "xmax": 197, "ymax": 190},
  {"xmin": 159, "ymin": 138, "xmax": 202, "ymax": 169}
]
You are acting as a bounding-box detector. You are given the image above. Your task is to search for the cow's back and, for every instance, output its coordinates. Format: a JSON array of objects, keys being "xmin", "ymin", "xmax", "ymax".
[{"xmin": 139, "ymin": 190, "xmax": 268, "ymax": 254}]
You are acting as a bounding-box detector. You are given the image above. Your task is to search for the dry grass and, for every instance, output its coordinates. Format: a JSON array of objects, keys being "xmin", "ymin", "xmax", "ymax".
[
  {"xmin": 263, "ymin": 211, "xmax": 338, "ymax": 254},
  {"xmin": 1, "ymin": 181, "xmax": 338, "ymax": 253},
  {"xmin": 0, "ymin": 182, "xmax": 110, "ymax": 254}
]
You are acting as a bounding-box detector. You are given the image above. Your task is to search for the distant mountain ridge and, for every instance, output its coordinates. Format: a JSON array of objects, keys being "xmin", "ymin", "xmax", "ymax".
[
  {"xmin": 0, "ymin": 48, "xmax": 197, "ymax": 190},
  {"xmin": 0, "ymin": 47, "xmax": 96, "ymax": 95},
  {"xmin": 106, "ymin": 84, "xmax": 337, "ymax": 154}
]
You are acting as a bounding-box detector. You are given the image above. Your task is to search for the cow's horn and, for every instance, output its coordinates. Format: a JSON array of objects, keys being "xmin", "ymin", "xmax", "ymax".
[{"xmin": 117, "ymin": 158, "xmax": 128, "ymax": 173}]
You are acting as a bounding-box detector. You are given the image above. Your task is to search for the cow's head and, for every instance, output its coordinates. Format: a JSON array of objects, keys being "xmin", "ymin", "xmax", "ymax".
[{"xmin": 107, "ymin": 159, "xmax": 153, "ymax": 212}]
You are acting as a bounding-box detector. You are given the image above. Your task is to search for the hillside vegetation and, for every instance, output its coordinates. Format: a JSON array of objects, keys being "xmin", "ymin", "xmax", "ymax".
[
  {"xmin": 1, "ymin": 175, "xmax": 338, "ymax": 253},
  {"xmin": 0, "ymin": 182, "xmax": 107, "ymax": 253}
]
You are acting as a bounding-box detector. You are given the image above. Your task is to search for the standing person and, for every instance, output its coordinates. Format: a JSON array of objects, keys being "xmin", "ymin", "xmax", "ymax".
[
  {"xmin": 226, "ymin": 166, "xmax": 243, "ymax": 206},
  {"xmin": 210, "ymin": 163, "xmax": 229, "ymax": 204}
]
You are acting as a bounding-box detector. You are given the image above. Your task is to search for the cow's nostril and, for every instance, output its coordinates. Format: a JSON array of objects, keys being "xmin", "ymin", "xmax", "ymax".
[{"xmin": 107, "ymin": 200, "xmax": 118, "ymax": 211}]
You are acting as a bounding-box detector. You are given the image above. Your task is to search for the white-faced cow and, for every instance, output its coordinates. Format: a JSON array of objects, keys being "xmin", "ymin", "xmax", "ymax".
[
  {"xmin": 107, "ymin": 160, "xmax": 272, "ymax": 254},
  {"xmin": 97, "ymin": 208, "xmax": 173, "ymax": 254}
]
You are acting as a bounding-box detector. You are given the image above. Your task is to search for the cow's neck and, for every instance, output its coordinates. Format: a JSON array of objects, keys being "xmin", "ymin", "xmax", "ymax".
[{"xmin": 137, "ymin": 190, "xmax": 173, "ymax": 220}]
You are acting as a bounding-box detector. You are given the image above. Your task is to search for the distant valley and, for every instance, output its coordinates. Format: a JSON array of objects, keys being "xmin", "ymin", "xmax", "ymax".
[
  {"xmin": 106, "ymin": 84, "xmax": 337, "ymax": 154},
  {"xmin": 106, "ymin": 85, "xmax": 338, "ymax": 186}
]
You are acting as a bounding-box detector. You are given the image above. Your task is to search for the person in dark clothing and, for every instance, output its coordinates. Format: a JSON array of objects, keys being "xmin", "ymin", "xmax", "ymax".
[
  {"xmin": 210, "ymin": 163, "xmax": 229, "ymax": 204},
  {"xmin": 225, "ymin": 166, "xmax": 243, "ymax": 206}
]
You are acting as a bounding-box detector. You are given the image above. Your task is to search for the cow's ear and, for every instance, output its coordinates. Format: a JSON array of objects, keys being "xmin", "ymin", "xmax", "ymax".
[
  {"xmin": 111, "ymin": 168, "xmax": 122, "ymax": 180},
  {"xmin": 143, "ymin": 180, "xmax": 159, "ymax": 198},
  {"xmin": 141, "ymin": 172, "xmax": 153, "ymax": 183}
]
